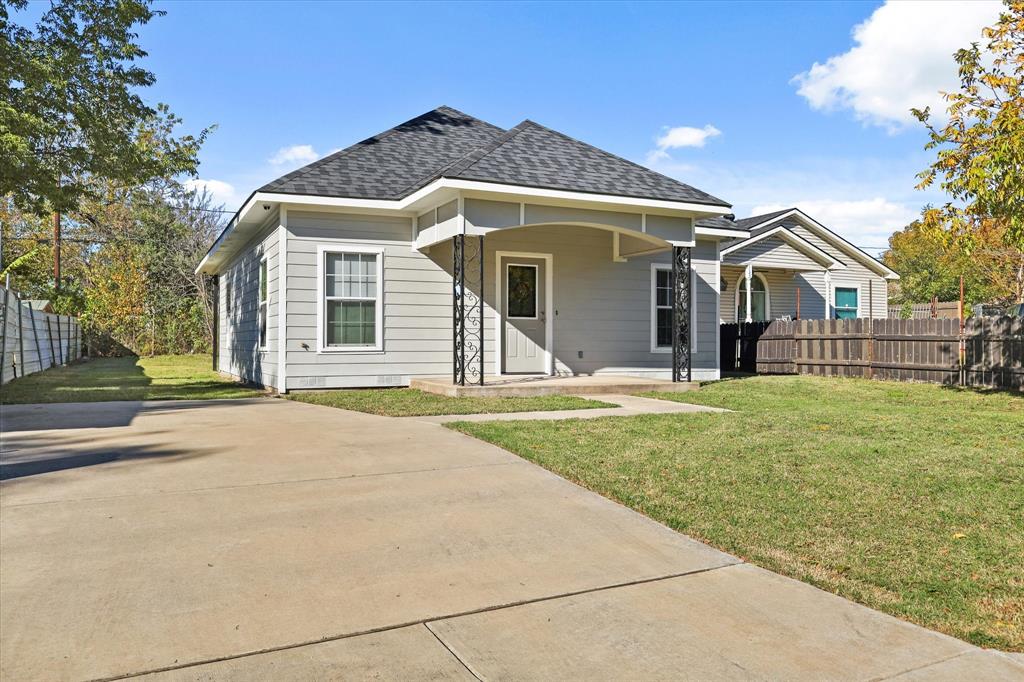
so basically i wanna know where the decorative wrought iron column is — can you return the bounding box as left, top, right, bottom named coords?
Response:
left=453, top=234, right=485, bottom=386
left=671, top=245, right=692, bottom=382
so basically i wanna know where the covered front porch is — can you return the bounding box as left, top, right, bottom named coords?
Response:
left=414, top=193, right=716, bottom=390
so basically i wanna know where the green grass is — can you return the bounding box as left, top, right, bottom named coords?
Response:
left=0, top=355, right=264, bottom=404
left=286, top=387, right=614, bottom=416
left=450, top=375, right=1024, bottom=651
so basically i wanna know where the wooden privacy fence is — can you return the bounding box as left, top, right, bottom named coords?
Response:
left=0, top=286, right=82, bottom=385
left=756, top=317, right=1023, bottom=389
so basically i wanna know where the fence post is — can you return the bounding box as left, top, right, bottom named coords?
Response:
left=0, top=288, right=8, bottom=382
left=867, top=311, right=874, bottom=381
left=46, top=316, right=56, bottom=369
left=29, top=307, right=43, bottom=371
left=16, top=291, right=24, bottom=379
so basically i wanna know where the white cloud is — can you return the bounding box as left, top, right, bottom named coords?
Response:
left=792, top=0, right=1001, bottom=130
left=656, top=124, right=722, bottom=150
left=269, top=144, right=319, bottom=167
left=184, top=178, right=238, bottom=208
left=750, top=198, right=918, bottom=247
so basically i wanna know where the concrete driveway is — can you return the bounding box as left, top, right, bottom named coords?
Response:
left=1, top=399, right=1020, bottom=681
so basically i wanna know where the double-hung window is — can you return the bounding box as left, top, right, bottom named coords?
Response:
left=652, top=266, right=674, bottom=351
left=320, top=247, right=383, bottom=351
left=258, top=258, right=268, bottom=349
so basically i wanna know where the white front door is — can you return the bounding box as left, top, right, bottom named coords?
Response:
left=501, top=257, right=547, bottom=373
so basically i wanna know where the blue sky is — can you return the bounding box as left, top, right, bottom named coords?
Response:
left=46, top=1, right=1009, bottom=252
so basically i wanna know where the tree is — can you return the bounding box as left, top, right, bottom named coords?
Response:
left=911, top=0, right=1024, bottom=302
left=0, top=0, right=208, bottom=216
left=883, top=218, right=1021, bottom=306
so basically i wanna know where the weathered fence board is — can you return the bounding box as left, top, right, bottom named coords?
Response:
left=1, top=286, right=83, bottom=385
left=756, top=316, right=1023, bottom=389
left=720, top=321, right=773, bottom=373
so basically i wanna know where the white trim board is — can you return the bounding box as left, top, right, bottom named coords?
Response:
left=720, top=225, right=842, bottom=268
left=200, top=180, right=729, bottom=274
left=494, top=251, right=554, bottom=377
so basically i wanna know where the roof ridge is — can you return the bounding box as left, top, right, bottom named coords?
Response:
left=511, top=120, right=730, bottom=208
left=439, top=120, right=532, bottom=178
left=261, top=106, right=503, bottom=193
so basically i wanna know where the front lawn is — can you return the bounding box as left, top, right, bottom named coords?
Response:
left=450, top=375, right=1024, bottom=651
left=286, top=388, right=614, bottom=416
left=0, top=355, right=264, bottom=404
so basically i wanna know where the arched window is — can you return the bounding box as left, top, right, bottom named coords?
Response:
left=735, top=273, right=770, bottom=321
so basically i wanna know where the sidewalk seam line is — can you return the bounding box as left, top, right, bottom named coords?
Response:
left=423, top=622, right=484, bottom=681
left=97, top=562, right=739, bottom=681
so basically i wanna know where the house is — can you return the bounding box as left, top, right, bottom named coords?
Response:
left=197, top=106, right=898, bottom=392
left=707, top=208, right=898, bottom=323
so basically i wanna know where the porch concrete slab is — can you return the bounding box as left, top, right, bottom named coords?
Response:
left=1, top=399, right=735, bottom=681
left=886, top=650, right=1024, bottom=680
left=411, top=374, right=699, bottom=397
left=137, top=625, right=475, bottom=681
left=427, top=563, right=975, bottom=682
left=412, top=393, right=728, bottom=423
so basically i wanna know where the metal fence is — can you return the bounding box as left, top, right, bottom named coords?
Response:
left=720, top=322, right=773, bottom=373
left=756, top=317, right=1023, bottom=389
left=887, top=301, right=962, bottom=319
left=1, top=286, right=83, bottom=385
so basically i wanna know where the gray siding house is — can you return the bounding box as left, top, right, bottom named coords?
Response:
left=198, top=107, right=898, bottom=392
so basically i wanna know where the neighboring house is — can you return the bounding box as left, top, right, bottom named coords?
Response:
left=705, top=208, right=899, bottom=324
left=198, top=106, right=898, bottom=392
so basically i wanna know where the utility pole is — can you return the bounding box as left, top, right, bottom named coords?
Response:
left=53, top=210, right=61, bottom=292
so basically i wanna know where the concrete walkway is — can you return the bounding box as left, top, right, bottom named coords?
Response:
left=411, top=393, right=728, bottom=423
left=1, top=399, right=1020, bottom=681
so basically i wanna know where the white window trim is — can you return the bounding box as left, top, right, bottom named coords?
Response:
left=258, top=254, right=269, bottom=351
left=315, top=244, right=385, bottom=353
left=650, top=262, right=697, bottom=355
left=832, top=283, right=862, bottom=319
left=505, top=263, right=539, bottom=320
left=734, top=272, right=771, bottom=322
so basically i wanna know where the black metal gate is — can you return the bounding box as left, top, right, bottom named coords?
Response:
left=720, top=321, right=771, bottom=373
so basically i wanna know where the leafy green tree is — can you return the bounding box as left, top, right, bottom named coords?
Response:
left=884, top=219, right=1014, bottom=306
left=0, top=0, right=208, bottom=215
left=912, top=0, right=1024, bottom=302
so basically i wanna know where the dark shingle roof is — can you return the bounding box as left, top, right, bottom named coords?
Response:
left=441, top=120, right=728, bottom=206
left=695, top=215, right=739, bottom=230
left=259, top=106, right=505, bottom=199
left=734, top=208, right=794, bottom=232
left=259, top=107, right=730, bottom=207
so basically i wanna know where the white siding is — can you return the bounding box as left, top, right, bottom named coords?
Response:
left=218, top=212, right=280, bottom=389
left=785, top=221, right=889, bottom=318
left=721, top=265, right=827, bottom=323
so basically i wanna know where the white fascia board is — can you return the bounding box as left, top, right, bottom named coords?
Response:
left=204, top=179, right=731, bottom=273
left=741, top=208, right=899, bottom=280
left=695, top=226, right=750, bottom=238
left=440, top=179, right=731, bottom=215
left=720, top=225, right=840, bottom=267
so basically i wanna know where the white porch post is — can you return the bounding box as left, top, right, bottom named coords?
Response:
left=824, top=270, right=832, bottom=319
left=744, top=264, right=753, bottom=323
